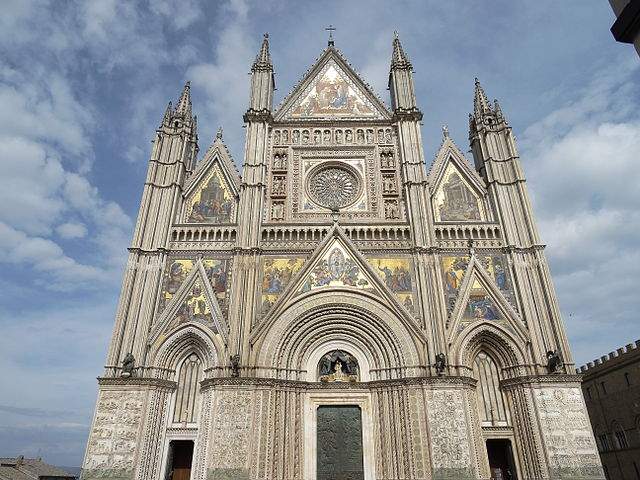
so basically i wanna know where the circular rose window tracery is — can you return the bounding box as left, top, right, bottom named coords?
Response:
left=308, top=165, right=361, bottom=209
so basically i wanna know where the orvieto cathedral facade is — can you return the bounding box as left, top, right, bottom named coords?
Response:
left=81, top=33, right=605, bottom=480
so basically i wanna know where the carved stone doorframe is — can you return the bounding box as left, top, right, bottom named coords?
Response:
left=159, top=427, right=199, bottom=480
left=304, top=390, right=376, bottom=480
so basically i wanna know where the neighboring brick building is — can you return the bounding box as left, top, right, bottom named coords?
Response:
left=578, top=341, right=640, bottom=479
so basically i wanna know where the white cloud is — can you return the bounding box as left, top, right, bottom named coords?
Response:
left=56, top=222, right=88, bottom=239
left=521, top=58, right=640, bottom=365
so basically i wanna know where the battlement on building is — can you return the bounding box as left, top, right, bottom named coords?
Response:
left=577, top=339, right=640, bottom=375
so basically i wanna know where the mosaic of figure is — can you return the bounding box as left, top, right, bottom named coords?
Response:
left=463, top=279, right=502, bottom=321
left=441, top=256, right=470, bottom=312
left=368, top=257, right=415, bottom=313
left=318, top=350, right=359, bottom=382
left=301, top=247, right=370, bottom=292
left=434, top=165, right=483, bottom=222
left=159, top=259, right=195, bottom=312
left=170, top=281, right=216, bottom=330
left=479, top=255, right=516, bottom=306
left=186, top=166, right=234, bottom=223
left=261, top=258, right=305, bottom=313
left=203, top=259, right=230, bottom=311
left=290, top=63, right=375, bottom=118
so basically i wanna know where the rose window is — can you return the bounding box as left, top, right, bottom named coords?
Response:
left=308, top=165, right=360, bottom=209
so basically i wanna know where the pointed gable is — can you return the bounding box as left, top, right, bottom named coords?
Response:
left=151, top=259, right=229, bottom=344
left=183, top=135, right=240, bottom=224
left=275, top=48, right=391, bottom=121
left=429, top=136, right=488, bottom=222
left=445, top=256, right=524, bottom=342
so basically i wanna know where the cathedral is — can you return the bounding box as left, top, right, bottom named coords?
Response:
left=81, top=33, right=605, bottom=480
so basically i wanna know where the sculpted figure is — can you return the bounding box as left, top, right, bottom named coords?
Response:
left=345, top=130, right=353, bottom=143
left=121, top=353, right=135, bottom=377
left=546, top=350, right=562, bottom=374
left=230, top=354, right=241, bottom=377
left=434, top=353, right=446, bottom=375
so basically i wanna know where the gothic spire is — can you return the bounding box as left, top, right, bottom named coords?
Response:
left=161, top=101, right=173, bottom=126
left=473, top=77, right=492, bottom=117
left=391, top=31, right=412, bottom=70
left=175, top=81, right=193, bottom=120
left=252, top=33, right=272, bottom=72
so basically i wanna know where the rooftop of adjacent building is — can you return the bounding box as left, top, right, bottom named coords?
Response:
left=577, top=339, right=640, bottom=377
left=0, top=457, right=76, bottom=480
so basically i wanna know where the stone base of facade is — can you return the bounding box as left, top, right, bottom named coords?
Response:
left=81, top=375, right=604, bottom=480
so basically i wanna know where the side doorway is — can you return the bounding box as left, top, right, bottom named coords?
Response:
left=165, top=440, right=195, bottom=480
left=486, top=439, right=517, bottom=480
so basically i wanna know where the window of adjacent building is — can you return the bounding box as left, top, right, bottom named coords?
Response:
left=625, top=372, right=631, bottom=387
left=599, top=433, right=610, bottom=451
left=613, top=422, right=628, bottom=449
left=600, top=381, right=607, bottom=395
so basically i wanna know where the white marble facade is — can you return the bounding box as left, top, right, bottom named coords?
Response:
left=81, top=34, right=604, bottom=480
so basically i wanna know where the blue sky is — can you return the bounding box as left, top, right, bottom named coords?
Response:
left=0, top=0, right=638, bottom=467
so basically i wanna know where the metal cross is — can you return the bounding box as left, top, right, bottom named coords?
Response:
left=326, top=25, right=336, bottom=46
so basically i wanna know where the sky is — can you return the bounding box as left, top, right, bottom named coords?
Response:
left=0, top=0, right=638, bottom=467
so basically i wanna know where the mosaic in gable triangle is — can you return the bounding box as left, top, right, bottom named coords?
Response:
left=288, top=60, right=378, bottom=119
left=367, top=257, right=416, bottom=314
left=300, top=243, right=371, bottom=293
left=441, top=254, right=516, bottom=314
left=434, top=164, right=485, bottom=222
left=261, top=257, right=306, bottom=314
left=168, top=280, right=217, bottom=333
left=186, top=164, right=234, bottom=223
left=159, top=258, right=232, bottom=317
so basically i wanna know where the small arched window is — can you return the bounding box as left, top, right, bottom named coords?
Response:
left=473, top=351, right=510, bottom=426
left=613, top=421, right=628, bottom=449
left=173, top=353, right=202, bottom=423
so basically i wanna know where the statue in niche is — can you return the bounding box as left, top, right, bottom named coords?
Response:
left=272, top=202, right=284, bottom=221
left=292, top=130, right=300, bottom=144
left=273, top=153, right=283, bottom=170
left=121, top=353, right=135, bottom=377
left=434, top=353, right=446, bottom=376
left=319, top=350, right=359, bottom=382
left=366, top=129, right=373, bottom=144
left=345, top=130, right=353, bottom=143
left=282, top=130, right=289, bottom=144
left=377, top=129, right=384, bottom=143
left=323, top=130, right=331, bottom=143
left=384, top=199, right=399, bottom=219
left=274, top=131, right=280, bottom=145
left=356, top=129, right=364, bottom=143
left=383, top=175, right=396, bottom=193
left=546, top=350, right=562, bottom=374
left=385, top=129, right=392, bottom=143
left=314, top=130, right=321, bottom=144
left=335, top=129, right=343, bottom=144
left=230, top=354, right=241, bottom=377
left=272, top=176, right=286, bottom=195
left=302, top=130, right=310, bottom=144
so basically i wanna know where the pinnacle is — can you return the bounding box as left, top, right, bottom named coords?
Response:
left=473, top=77, right=492, bottom=118
left=175, top=81, right=193, bottom=119
left=216, top=127, right=223, bottom=140
left=391, top=31, right=412, bottom=70
left=253, top=32, right=272, bottom=70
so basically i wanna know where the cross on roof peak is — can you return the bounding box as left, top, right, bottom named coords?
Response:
left=325, top=24, right=336, bottom=46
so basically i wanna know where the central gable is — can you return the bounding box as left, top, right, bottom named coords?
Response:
left=275, top=49, right=391, bottom=121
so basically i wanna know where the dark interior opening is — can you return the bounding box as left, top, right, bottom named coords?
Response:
left=166, top=440, right=194, bottom=480
left=486, top=439, right=517, bottom=480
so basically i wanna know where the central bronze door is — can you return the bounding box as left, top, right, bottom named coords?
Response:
left=317, top=405, right=364, bottom=480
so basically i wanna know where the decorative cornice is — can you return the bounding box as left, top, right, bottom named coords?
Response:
left=98, top=377, right=177, bottom=390
left=393, top=108, right=423, bottom=122
left=243, top=108, right=273, bottom=123
left=200, top=375, right=477, bottom=391
left=500, top=373, right=583, bottom=390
